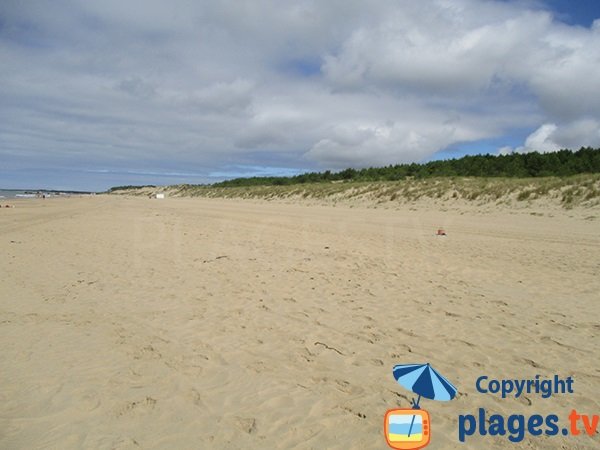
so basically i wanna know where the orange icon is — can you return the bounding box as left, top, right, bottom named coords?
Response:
left=384, top=408, right=431, bottom=450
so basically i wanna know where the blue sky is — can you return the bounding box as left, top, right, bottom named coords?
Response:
left=542, top=0, right=600, bottom=26
left=1, top=0, right=600, bottom=191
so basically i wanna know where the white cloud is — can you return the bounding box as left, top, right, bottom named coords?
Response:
left=503, top=119, right=600, bottom=153
left=321, top=3, right=554, bottom=95
left=522, top=123, right=560, bottom=153
left=1, top=0, right=600, bottom=188
left=306, top=120, right=461, bottom=168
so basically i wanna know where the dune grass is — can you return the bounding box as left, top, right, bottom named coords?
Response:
left=139, top=174, right=600, bottom=209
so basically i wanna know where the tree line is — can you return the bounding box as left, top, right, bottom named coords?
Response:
left=107, top=184, right=156, bottom=192
left=212, top=147, right=600, bottom=187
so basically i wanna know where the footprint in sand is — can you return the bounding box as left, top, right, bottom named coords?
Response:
left=520, top=357, right=545, bottom=369
left=189, top=388, right=206, bottom=408
left=133, top=344, right=162, bottom=360
left=116, top=396, right=157, bottom=417
left=77, top=393, right=101, bottom=412
left=342, top=406, right=367, bottom=419
left=106, top=437, right=141, bottom=449
left=518, top=395, right=533, bottom=406
left=389, top=345, right=413, bottom=357
left=233, top=417, right=257, bottom=434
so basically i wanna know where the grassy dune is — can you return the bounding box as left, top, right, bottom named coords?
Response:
left=109, top=174, right=600, bottom=210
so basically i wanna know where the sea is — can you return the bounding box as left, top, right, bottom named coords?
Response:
left=0, top=189, right=94, bottom=199
left=0, top=189, right=37, bottom=199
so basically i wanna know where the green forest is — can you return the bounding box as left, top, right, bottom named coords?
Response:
left=108, top=184, right=156, bottom=193
left=212, top=147, right=600, bottom=187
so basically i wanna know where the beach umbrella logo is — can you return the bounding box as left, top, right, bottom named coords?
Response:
left=384, top=363, right=457, bottom=449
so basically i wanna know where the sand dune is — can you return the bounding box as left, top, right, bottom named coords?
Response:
left=1, top=196, right=599, bottom=449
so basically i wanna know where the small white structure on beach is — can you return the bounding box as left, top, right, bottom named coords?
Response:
left=155, top=193, right=165, bottom=199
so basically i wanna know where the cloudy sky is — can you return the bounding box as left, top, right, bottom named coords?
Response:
left=1, top=0, right=600, bottom=190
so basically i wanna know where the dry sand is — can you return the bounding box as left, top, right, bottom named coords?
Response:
left=1, top=196, right=599, bottom=449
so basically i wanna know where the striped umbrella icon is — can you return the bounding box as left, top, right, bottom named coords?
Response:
left=392, top=363, right=457, bottom=436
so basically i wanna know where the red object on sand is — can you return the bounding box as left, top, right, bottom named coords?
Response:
left=436, top=228, right=446, bottom=236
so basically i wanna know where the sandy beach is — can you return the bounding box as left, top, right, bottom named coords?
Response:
left=1, top=196, right=599, bottom=449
